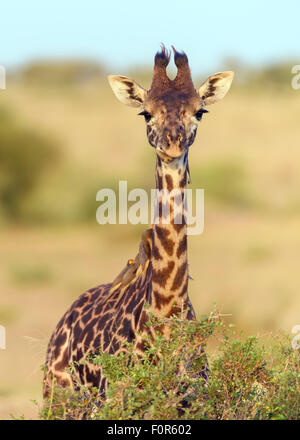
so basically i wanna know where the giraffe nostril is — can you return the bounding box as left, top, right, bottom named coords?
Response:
left=164, top=131, right=185, bottom=150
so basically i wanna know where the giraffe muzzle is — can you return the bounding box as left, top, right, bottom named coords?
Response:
left=161, top=131, right=187, bottom=158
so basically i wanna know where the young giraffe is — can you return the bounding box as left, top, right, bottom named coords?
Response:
left=43, top=46, right=234, bottom=398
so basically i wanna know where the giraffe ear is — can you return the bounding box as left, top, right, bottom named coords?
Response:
left=107, top=75, right=148, bottom=108
left=197, top=71, right=234, bottom=105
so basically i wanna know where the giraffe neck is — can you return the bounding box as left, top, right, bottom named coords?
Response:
left=150, top=152, right=189, bottom=318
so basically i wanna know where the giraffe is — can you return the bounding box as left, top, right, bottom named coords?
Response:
left=43, top=46, right=234, bottom=399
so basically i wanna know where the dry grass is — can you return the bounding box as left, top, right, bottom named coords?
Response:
left=0, top=80, right=299, bottom=419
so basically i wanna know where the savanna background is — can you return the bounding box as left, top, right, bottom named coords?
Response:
left=0, top=1, right=299, bottom=419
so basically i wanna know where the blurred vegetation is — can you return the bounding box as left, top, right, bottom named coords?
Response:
left=18, top=59, right=105, bottom=87
left=219, top=57, right=299, bottom=91
left=41, top=310, right=300, bottom=420
left=244, top=61, right=299, bottom=91
left=0, top=305, right=19, bottom=325
left=0, top=106, right=59, bottom=222
left=244, top=244, right=273, bottom=263
left=9, top=263, right=54, bottom=286
left=193, top=158, right=252, bottom=208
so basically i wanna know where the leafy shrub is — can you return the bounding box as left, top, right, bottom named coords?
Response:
left=40, top=309, right=300, bottom=420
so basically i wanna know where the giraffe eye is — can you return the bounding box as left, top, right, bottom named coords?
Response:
left=138, top=110, right=152, bottom=123
left=195, top=109, right=209, bottom=121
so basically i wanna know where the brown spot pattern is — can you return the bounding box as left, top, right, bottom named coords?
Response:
left=152, top=260, right=175, bottom=288
left=171, top=263, right=187, bottom=291
left=154, top=226, right=174, bottom=256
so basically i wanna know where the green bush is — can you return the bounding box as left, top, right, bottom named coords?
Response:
left=41, top=309, right=300, bottom=420
left=0, top=106, right=59, bottom=221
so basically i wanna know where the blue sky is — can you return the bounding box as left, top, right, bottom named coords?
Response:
left=0, top=0, right=299, bottom=74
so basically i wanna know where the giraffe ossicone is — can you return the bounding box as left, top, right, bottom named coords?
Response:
left=43, top=46, right=234, bottom=400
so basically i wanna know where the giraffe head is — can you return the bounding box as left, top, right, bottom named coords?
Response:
left=108, top=46, right=234, bottom=162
